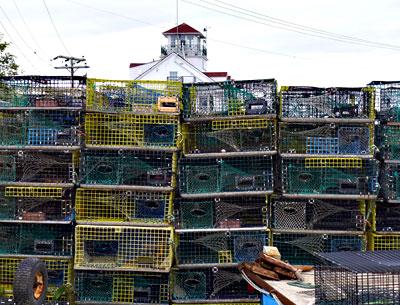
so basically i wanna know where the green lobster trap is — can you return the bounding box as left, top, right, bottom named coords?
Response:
left=183, top=79, right=277, bottom=119
left=179, top=155, right=273, bottom=196
left=175, top=196, right=268, bottom=229
left=75, top=270, right=170, bottom=304
left=380, top=162, right=400, bottom=201
left=0, top=75, right=85, bottom=108
left=280, top=86, right=375, bottom=120
left=86, top=78, right=182, bottom=113
left=75, top=188, right=173, bottom=225
left=281, top=157, right=378, bottom=197
left=377, top=125, right=400, bottom=159
left=74, top=225, right=174, bottom=271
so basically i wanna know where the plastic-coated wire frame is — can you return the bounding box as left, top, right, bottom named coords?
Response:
left=368, top=80, right=400, bottom=117
left=0, top=76, right=86, bottom=108
left=281, top=157, right=378, bottom=196
left=86, top=78, right=182, bottom=113
left=270, top=199, right=366, bottom=231
left=0, top=257, right=73, bottom=301
left=75, top=188, right=173, bottom=225
left=75, top=270, right=170, bottom=304
left=373, top=201, right=400, bottom=232
left=175, top=196, right=268, bottom=229
left=377, top=125, right=400, bottom=159
left=182, top=118, right=276, bottom=154
left=271, top=231, right=366, bottom=265
left=80, top=150, right=175, bottom=187
left=175, top=230, right=268, bottom=266
left=369, top=233, right=400, bottom=250
left=280, top=86, right=374, bottom=119
left=0, top=223, right=73, bottom=256
left=0, top=186, right=73, bottom=221
left=380, top=163, right=400, bottom=201
left=183, top=79, right=277, bottom=119
left=171, top=267, right=260, bottom=302
left=74, top=225, right=174, bottom=271
left=0, top=150, right=77, bottom=184
left=179, top=156, right=273, bottom=195
left=279, top=122, right=373, bottom=155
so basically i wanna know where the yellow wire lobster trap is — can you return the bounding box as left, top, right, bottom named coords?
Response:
left=305, top=157, right=362, bottom=168
left=5, top=186, right=64, bottom=198
left=74, top=225, right=174, bottom=272
left=368, top=233, right=400, bottom=250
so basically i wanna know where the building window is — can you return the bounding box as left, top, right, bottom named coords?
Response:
left=169, top=71, right=178, bottom=81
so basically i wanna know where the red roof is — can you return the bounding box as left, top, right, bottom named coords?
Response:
left=129, top=63, right=146, bottom=68
left=204, top=72, right=228, bottom=77
left=163, top=23, right=205, bottom=38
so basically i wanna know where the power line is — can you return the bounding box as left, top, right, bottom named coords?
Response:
left=42, top=0, right=71, bottom=55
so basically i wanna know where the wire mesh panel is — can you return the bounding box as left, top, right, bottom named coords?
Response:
left=0, top=186, right=73, bottom=221
left=0, top=151, right=76, bottom=184
left=75, top=270, right=170, bottom=304
left=183, top=119, right=276, bottom=154
left=377, top=125, right=400, bottom=159
left=369, top=233, right=400, bottom=250
left=183, top=79, right=277, bottom=119
left=375, top=202, right=400, bottom=232
left=279, top=122, right=372, bottom=155
left=270, top=199, right=365, bottom=231
left=280, top=86, right=374, bottom=119
left=380, top=163, right=400, bottom=200
left=80, top=150, right=175, bottom=187
left=75, top=188, right=173, bottom=224
left=368, top=81, right=400, bottom=118
left=0, top=76, right=85, bottom=108
left=179, top=156, right=273, bottom=195
left=0, top=257, right=72, bottom=300
left=75, top=225, right=173, bottom=271
left=175, top=196, right=267, bottom=229
left=175, top=230, right=268, bottom=266
left=272, top=231, right=366, bottom=265
left=281, top=157, right=378, bottom=196
left=86, top=78, right=182, bottom=113
left=172, top=267, right=260, bottom=302
left=85, top=112, right=180, bottom=148
left=0, top=223, right=73, bottom=256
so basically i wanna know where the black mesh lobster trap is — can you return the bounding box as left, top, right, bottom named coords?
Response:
left=315, top=250, right=400, bottom=305
left=175, top=196, right=268, bottom=229
left=374, top=201, right=400, bottom=232
left=270, top=198, right=366, bottom=231
left=0, top=76, right=86, bottom=108
left=380, top=162, right=400, bottom=201
left=171, top=267, right=260, bottom=302
left=183, top=79, right=277, bottom=119
left=368, top=80, right=400, bottom=120
left=280, top=86, right=374, bottom=120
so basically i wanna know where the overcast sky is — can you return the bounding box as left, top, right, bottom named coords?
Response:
left=0, top=0, right=399, bottom=86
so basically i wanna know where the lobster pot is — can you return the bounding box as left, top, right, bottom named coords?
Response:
left=281, top=157, right=378, bottom=196
left=0, top=151, right=77, bottom=184
left=75, top=188, right=173, bottom=225
left=368, top=81, right=400, bottom=118
left=0, top=75, right=85, bottom=108
left=0, top=257, right=73, bottom=300
left=272, top=231, right=366, bottom=265
left=175, top=230, right=268, bottom=266
left=380, top=162, right=400, bottom=200
left=280, top=86, right=374, bottom=119
left=86, top=78, right=182, bottom=113
left=377, top=125, right=400, bottom=159
left=75, top=270, right=170, bottom=304
left=172, top=267, right=259, bottom=302
left=369, top=233, right=400, bottom=251
left=0, top=186, right=73, bottom=221
left=374, top=202, right=400, bottom=232
left=279, top=122, right=372, bottom=155
left=74, top=225, right=173, bottom=271
left=182, top=118, right=276, bottom=154
left=85, top=112, right=180, bottom=148
left=0, top=223, right=73, bottom=256
left=315, top=251, right=400, bottom=305
left=81, top=150, right=175, bottom=187
left=183, top=79, right=277, bottom=119
left=175, top=196, right=267, bottom=229
left=179, top=155, right=273, bottom=195
left=270, top=198, right=365, bottom=231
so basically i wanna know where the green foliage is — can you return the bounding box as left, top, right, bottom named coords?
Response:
left=0, top=38, right=19, bottom=77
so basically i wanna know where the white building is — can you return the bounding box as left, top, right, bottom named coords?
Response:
left=129, top=23, right=230, bottom=83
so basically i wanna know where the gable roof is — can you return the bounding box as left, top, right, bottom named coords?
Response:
left=163, top=23, right=205, bottom=38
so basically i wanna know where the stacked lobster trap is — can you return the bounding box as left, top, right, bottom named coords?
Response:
left=0, top=75, right=85, bottom=299
left=172, top=79, right=277, bottom=305
left=368, top=81, right=400, bottom=251
left=74, top=78, right=181, bottom=304
left=274, top=85, right=378, bottom=264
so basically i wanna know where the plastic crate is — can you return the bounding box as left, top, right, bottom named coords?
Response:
left=86, top=78, right=182, bottom=113
left=74, top=225, right=174, bottom=271
left=0, top=75, right=85, bottom=108
left=75, top=188, right=173, bottom=224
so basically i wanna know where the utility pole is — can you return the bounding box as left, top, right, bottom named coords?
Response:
left=52, top=55, right=89, bottom=87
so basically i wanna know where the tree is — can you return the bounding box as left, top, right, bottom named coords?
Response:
left=0, top=38, right=19, bottom=76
